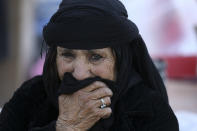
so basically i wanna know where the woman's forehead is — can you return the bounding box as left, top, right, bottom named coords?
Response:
left=57, top=46, right=111, bottom=53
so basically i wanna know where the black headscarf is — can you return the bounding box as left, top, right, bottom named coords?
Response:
left=42, top=0, right=169, bottom=130
left=43, top=0, right=139, bottom=49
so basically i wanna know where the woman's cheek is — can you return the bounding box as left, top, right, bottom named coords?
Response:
left=56, top=58, right=73, bottom=80
left=91, top=62, right=115, bottom=81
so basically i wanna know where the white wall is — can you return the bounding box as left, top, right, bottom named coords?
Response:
left=120, top=0, right=197, bottom=56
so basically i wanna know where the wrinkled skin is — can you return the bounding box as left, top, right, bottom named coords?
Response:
left=56, top=47, right=116, bottom=131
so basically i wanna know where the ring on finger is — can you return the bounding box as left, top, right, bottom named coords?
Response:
left=100, top=98, right=107, bottom=109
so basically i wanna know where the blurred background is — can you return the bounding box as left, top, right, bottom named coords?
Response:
left=0, top=0, right=197, bottom=130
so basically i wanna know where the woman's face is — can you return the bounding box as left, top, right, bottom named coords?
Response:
left=56, top=46, right=116, bottom=81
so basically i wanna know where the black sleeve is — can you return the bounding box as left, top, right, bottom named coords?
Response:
left=28, top=121, right=56, bottom=131
left=0, top=76, right=57, bottom=131
left=0, top=85, right=33, bottom=131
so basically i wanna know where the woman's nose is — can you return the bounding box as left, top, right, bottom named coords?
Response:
left=72, top=60, right=92, bottom=80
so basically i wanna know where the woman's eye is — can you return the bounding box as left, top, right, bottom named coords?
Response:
left=90, top=54, right=103, bottom=61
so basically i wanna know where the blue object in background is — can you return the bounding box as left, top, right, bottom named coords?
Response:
left=35, top=0, right=61, bottom=36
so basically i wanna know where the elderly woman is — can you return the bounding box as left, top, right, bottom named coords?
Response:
left=0, top=0, right=179, bottom=131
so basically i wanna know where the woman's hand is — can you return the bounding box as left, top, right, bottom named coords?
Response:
left=56, top=81, right=113, bottom=131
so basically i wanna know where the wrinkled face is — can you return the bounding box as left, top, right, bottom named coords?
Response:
left=56, top=46, right=116, bottom=81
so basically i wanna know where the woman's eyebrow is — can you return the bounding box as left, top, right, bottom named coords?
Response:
left=61, top=48, right=74, bottom=53
left=57, top=48, right=75, bottom=55
left=87, top=50, right=103, bottom=54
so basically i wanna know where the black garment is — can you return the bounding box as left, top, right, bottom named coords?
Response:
left=0, top=75, right=179, bottom=131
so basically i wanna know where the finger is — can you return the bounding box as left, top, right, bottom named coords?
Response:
left=98, top=107, right=112, bottom=119
left=82, top=81, right=108, bottom=92
left=58, top=94, right=67, bottom=103
left=89, top=87, right=113, bottom=100
left=95, top=97, right=111, bottom=108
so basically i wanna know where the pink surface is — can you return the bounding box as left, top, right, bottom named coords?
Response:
left=30, top=57, right=45, bottom=77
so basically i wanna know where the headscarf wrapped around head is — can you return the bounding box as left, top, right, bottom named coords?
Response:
left=43, top=0, right=139, bottom=49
